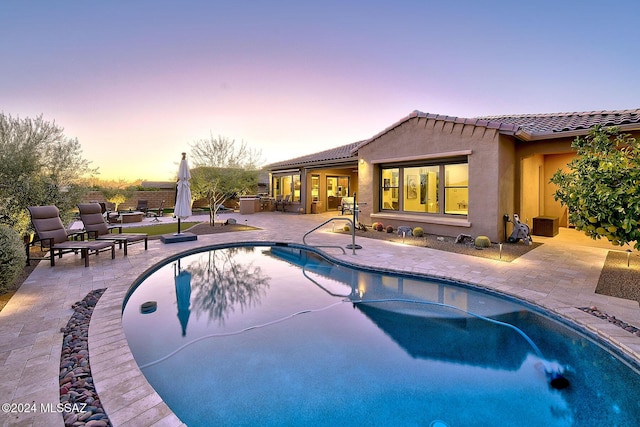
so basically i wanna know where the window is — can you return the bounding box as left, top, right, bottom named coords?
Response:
left=311, top=175, right=320, bottom=201
left=272, top=173, right=301, bottom=202
left=380, top=161, right=467, bottom=215
left=404, top=166, right=439, bottom=213
left=444, top=164, right=468, bottom=214
left=381, top=168, right=399, bottom=210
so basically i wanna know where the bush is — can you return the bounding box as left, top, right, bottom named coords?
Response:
left=343, top=224, right=351, bottom=232
left=475, top=235, right=491, bottom=248
left=0, top=225, right=27, bottom=293
left=375, top=223, right=384, bottom=231
left=386, top=225, right=394, bottom=233
left=413, top=227, right=424, bottom=238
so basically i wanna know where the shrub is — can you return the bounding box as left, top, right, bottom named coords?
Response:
left=0, top=225, right=27, bottom=293
left=413, top=227, right=424, bottom=238
left=375, top=223, right=384, bottom=231
left=386, top=225, right=394, bottom=233
left=475, top=235, right=491, bottom=248
left=343, top=224, right=351, bottom=232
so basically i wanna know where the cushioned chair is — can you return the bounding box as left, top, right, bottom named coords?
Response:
left=341, top=197, right=357, bottom=215
left=136, top=200, right=148, bottom=214
left=275, top=195, right=291, bottom=212
left=27, top=205, right=115, bottom=267
left=77, top=203, right=148, bottom=256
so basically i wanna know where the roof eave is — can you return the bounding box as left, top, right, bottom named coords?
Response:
left=268, top=157, right=358, bottom=172
left=512, top=123, right=640, bottom=142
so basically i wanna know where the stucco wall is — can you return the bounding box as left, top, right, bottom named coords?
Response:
left=543, top=153, right=575, bottom=226
left=357, top=116, right=511, bottom=241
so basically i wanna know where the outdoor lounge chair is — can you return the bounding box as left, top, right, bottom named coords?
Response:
left=27, top=205, right=115, bottom=267
left=77, top=203, right=148, bottom=256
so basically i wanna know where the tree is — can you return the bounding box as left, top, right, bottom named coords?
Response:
left=0, top=114, right=96, bottom=236
left=189, top=135, right=263, bottom=225
left=550, top=126, right=640, bottom=250
left=97, top=180, right=136, bottom=211
left=190, top=134, right=263, bottom=169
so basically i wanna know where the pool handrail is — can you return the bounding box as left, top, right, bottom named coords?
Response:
left=302, top=217, right=355, bottom=255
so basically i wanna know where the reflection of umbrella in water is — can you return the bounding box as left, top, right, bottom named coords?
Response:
left=174, top=152, right=192, bottom=235
left=175, top=260, right=192, bottom=336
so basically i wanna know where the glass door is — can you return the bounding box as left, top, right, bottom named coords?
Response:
left=326, top=176, right=349, bottom=210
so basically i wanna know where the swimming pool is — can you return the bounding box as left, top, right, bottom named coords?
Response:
left=123, top=244, right=640, bottom=426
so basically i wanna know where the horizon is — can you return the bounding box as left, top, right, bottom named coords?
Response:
left=3, top=0, right=639, bottom=181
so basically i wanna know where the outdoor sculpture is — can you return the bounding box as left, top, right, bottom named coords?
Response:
left=507, top=214, right=532, bottom=245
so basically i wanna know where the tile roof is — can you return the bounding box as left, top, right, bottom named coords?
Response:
left=478, top=109, right=640, bottom=140
left=266, top=141, right=361, bottom=170
left=353, top=108, right=640, bottom=152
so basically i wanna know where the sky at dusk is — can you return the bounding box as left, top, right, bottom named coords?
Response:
left=2, top=0, right=639, bottom=181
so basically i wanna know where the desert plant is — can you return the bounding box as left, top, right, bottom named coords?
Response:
left=386, top=225, right=394, bottom=233
left=475, top=235, right=491, bottom=248
left=375, top=223, right=384, bottom=231
left=343, top=224, right=351, bottom=232
left=0, top=225, right=27, bottom=293
left=413, top=227, right=424, bottom=238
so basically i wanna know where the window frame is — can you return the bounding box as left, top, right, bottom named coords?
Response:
left=272, top=173, right=301, bottom=202
left=379, top=157, right=468, bottom=216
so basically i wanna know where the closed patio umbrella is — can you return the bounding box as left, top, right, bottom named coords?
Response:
left=174, top=152, right=192, bottom=234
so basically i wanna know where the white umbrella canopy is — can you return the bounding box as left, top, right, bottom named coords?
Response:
left=174, top=152, right=192, bottom=234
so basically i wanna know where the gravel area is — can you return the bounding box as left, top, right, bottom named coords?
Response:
left=341, top=228, right=541, bottom=262
left=596, top=250, right=640, bottom=304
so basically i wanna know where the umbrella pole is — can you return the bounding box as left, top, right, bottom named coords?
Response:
left=177, top=218, right=181, bottom=234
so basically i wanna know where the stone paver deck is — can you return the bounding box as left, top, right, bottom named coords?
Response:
left=1, top=211, right=639, bottom=426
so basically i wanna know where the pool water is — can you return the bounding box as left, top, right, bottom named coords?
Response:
left=123, top=245, right=640, bottom=426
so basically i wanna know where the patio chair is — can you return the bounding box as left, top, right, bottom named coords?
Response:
left=275, top=195, right=291, bottom=212
left=77, top=203, right=148, bottom=256
left=136, top=200, right=148, bottom=214
left=148, top=200, right=165, bottom=222
left=341, top=197, right=357, bottom=215
left=27, top=205, right=115, bottom=267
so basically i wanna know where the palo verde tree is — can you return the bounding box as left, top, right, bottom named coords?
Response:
left=550, top=125, right=640, bottom=250
left=0, top=113, right=96, bottom=236
left=189, top=134, right=263, bottom=225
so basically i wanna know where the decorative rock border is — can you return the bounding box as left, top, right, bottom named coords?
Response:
left=579, top=306, right=640, bottom=337
left=59, top=289, right=112, bottom=427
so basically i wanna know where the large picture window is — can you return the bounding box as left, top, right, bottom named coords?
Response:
left=381, top=161, right=467, bottom=215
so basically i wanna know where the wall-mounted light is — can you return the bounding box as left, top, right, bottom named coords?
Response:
left=359, top=159, right=365, bottom=165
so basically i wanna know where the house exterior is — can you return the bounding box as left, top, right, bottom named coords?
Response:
left=267, top=109, right=640, bottom=241
left=267, top=142, right=360, bottom=214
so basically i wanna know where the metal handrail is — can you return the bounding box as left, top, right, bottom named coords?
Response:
left=302, top=217, right=354, bottom=255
